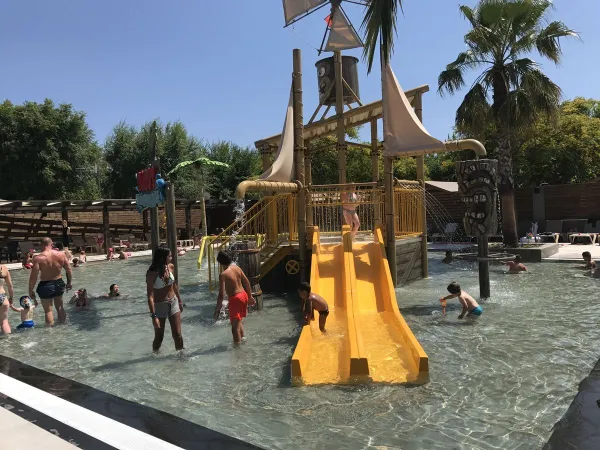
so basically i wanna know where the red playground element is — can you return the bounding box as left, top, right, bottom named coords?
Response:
left=136, top=167, right=158, bottom=192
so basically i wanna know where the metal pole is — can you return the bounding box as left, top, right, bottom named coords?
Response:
left=478, top=237, right=490, bottom=298
left=334, top=50, right=346, bottom=185
left=166, top=182, right=179, bottom=281
left=198, top=168, right=208, bottom=236
left=148, top=121, right=160, bottom=256
left=293, top=48, right=307, bottom=281
left=413, top=92, right=429, bottom=278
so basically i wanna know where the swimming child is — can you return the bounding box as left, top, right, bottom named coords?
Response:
left=440, top=281, right=483, bottom=319
left=503, top=255, right=528, bottom=273
left=107, top=284, right=120, bottom=297
left=214, top=250, right=256, bottom=344
left=9, top=296, right=36, bottom=329
left=118, top=250, right=129, bottom=260
left=71, top=289, right=89, bottom=309
left=442, top=251, right=453, bottom=264
left=582, top=251, right=597, bottom=270
left=79, top=249, right=87, bottom=264
left=298, top=281, right=329, bottom=332
left=72, top=257, right=80, bottom=267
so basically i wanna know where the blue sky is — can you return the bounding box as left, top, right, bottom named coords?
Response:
left=1, top=0, right=598, bottom=147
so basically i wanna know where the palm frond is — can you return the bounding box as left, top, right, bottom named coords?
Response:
left=168, top=156, right=229, bottom=176
left=437, top=51, right=480, bottom=96
left=499, top=69, right=561, bottom=127
left=536, top=21, right=579, bottom=64
left=361, top=0, right=403, bottom=72
left=459, top=5, right=478, bottom=28
left=504, top=57, right=538, bottom=88
left=456, top=83, right=492, bottom=134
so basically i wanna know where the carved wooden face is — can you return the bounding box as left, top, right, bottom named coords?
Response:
left=456, top=159, right=499, bottom=236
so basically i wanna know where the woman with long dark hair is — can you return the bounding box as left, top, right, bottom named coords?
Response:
left=146, top=246, right=184, bottom=352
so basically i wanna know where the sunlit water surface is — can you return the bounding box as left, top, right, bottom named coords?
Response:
left=1, top=254, right=598, bottom=449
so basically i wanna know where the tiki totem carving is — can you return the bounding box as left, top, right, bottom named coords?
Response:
left=456, top=159, right=499, bottom=236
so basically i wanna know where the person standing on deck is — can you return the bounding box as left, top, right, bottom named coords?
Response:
left=29, top=237, right=72, bottom=326
left=341, top=189, right=360, bottom=239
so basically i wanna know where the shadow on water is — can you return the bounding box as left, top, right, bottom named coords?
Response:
left=92, top=345, right=230, bottom=372
left=68, top=306, right=101, bottom=331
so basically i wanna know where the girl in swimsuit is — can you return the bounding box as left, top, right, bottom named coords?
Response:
left=0, top=264, right=15, bottom=334
left=146, top=246, right=184, bottom=352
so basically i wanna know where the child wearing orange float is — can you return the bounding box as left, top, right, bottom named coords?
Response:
left=213, top=250, right=256, bottom=344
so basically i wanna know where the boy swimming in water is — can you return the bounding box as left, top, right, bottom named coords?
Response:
left=9, top=296, right=36, bottom=329
left=214, top=250, right=256, bottom=344
left=582, top=251, right=597, bottom=270
left=440, top=282, right=482, bottom=319
left=298, top=281, right=329, bottom=332
left=503, top=255, right=528, bottom=273
left=442, top=251, right=453, bottom=264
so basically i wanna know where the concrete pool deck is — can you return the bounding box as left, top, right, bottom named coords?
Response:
left=544, top=243, right=600, bottom=262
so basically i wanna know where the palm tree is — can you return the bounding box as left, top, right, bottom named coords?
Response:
left=438, top=0, right=578, bottom=246
left=168, top=156, right=229, bottom=237
left=361, top=0, right=404, bottom=71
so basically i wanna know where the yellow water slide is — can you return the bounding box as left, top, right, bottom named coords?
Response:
left=291, top=226, right=428, bottom=385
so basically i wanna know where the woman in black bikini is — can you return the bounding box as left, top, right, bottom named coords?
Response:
left=145, top=247, right=184, bottom=352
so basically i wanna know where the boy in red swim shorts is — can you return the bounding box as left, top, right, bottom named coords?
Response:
left=214, top=250, right=256, bottom=344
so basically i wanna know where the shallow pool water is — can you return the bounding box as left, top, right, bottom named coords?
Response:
left=1, top=254, right=598, bottom=449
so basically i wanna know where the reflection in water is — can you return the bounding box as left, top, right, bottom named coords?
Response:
left=1, top=256, right=598, bottom=449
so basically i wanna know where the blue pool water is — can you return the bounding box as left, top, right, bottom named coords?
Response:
left=1, top=254, right=598, bottom=449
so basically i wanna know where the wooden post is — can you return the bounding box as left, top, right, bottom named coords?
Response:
left=102, top=203, right=110, bottom=256
left=166, top=182, right=179, bottom=281
left=371, top=119, right=380, bottom=228
left=305, top=141, right=313, bottom=228
left=334, top=51, right=346, bottom=185
left=185, top=204, right=192, bottom=240
left=261, top=143, right=271, bottom=172
left=148, top=121, right=160, bottom=256
left=293, top=48, right=307, bottom=281
left=384, top=156, right=397, bottom=285
left=142, top=209, right=149, bottom=240
left=413, top=92, right=429, bottom=278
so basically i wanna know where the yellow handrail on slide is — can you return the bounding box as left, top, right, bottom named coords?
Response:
left=291, top=225, right=428, bottom=385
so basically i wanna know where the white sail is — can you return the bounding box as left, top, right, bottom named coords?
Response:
left=382, top=64, right=444, bottom=157
left=283, top=0, right=328, bottom=25
left=324, top=8, right=363, bottom=52
left=260, top=89, right=295, bottom=182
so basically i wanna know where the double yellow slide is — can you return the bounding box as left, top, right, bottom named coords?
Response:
left=291, top=226, right=429, bottom=385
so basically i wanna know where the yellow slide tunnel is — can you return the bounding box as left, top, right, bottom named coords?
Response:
left=291, top=226, right=428, bottom=385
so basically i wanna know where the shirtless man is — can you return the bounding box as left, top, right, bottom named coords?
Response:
left=298, top=281, right=329, bottom=332
left=29, top=237, right=72, bottom=326
left=440, top=281, right=483, bottom=319
left=214, top=250, right=256, bottom=344
left=503, top=255, right=528, bottom=273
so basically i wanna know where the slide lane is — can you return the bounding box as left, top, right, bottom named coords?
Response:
left=352, top=228, right=428, bottom=384
left=291, top=226, right=428, bottom=385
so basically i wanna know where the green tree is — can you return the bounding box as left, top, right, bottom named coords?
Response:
left=168, top=156, right=229, bottom=236
left=104, top=120, right=201, bottom=199
left=438, top=0, right=577, bottom=246
left=0, top=99, right=101, bottom=200
left=205, top=141, right=261, bottom=201
left=514, top=98, right=600, bottom=185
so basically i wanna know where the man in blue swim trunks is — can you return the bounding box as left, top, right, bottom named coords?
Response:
left=28, top=237, right=72, bottom=326
left=440, top=281, right=483, bottom=319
